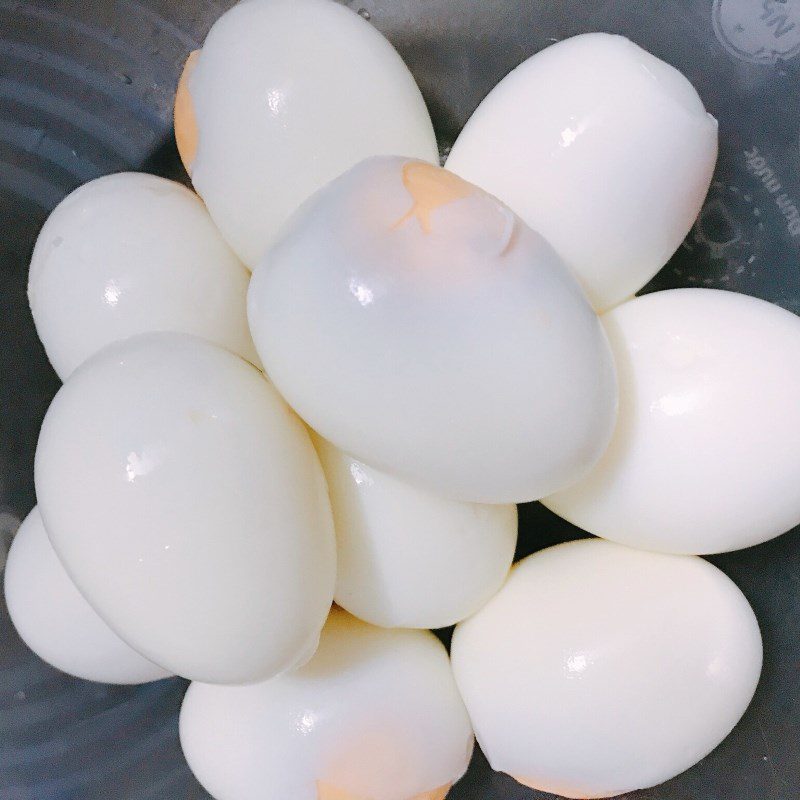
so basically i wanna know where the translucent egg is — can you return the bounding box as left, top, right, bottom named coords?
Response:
left=544, top=289, right=800, bottom=554
left=180, top=608, right=474, bottom=800
left=451, top=539, right=762, bottom=799
left=446, top=33, right=718, bottom=311
left=175, top=0, right=438, bottom=267
left=4, top=507, right=171, bottom=684
left=249, top=157, right=618, bottom=504
left=314, top=436, right=517, bottom=629
left=34, top=333, right=336, bottom=684
left=28, top=173, right=257, bottom=380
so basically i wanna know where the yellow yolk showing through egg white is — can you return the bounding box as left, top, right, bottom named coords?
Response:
left=450, top=539, right=762, bottom=799
left=316, top=781, right=451, bottom=800
left=179, top=608, right=474, bottom=800
left=175, top=0, right=439, bottom=267
left=248, top=156, right=618, bottom=504
left=393, top=162, right=475, bottom=234
left=175, top=50, right=201, bottom=174
left=510, top=776, right=612, bottom=800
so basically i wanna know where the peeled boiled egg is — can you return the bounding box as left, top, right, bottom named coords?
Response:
left=175, top=0, right=438, bottom=268
left=34, top=332, right=335, bottom=684
left=4, top=507, right=171, bottom=684
left=313, top=435, right=517, bottom=629
left=180, top=607, right=474, bottom=800
left=446, top=33, right=718, bottom=311
left=451, top=539, right=762, bottom=799
left=249, top=157, right=617, bottom=504
left=544, top=288, right=800, bottom=554
left=28, top=172, right=257, bottom=380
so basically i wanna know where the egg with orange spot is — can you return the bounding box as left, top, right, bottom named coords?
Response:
left=180, top=608, right=474, bottom=800
left=175, top=0, right=438, bottom=268
left=174, top=49, right=199, bottom=174
left=248, top=156, right=618, bottom=504
left=450, top=539, right=762, bottom=798
left=393, top=162, right=476, bottom=234
left=316, top=784, right=451, bottom=800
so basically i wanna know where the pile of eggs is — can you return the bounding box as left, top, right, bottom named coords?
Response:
left=6, top=1, right=800, bottom=798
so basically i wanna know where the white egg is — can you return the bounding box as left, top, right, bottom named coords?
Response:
left=249, top=157, right=617, bottom=504
left=446, top=33, right=718, bottom=312
left=4, top=507, right=171, bottom=684
left=451, top=539, right=762, bottom=799
left=34, top=333, right=336, bottom=685
left=28, top=172, right=257, bottom=380
left=180, top=607, right=474, bottom=800
left=175, top=0, right=438, bottom=268
left=313, top=436, right=517, bottom=629
left=544, top=288, right=800, bottom=554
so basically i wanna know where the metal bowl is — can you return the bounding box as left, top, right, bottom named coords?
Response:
left=0, top=1, right=798, bottom=798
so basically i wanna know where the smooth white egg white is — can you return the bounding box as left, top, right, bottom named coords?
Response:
left=451, top=539, right=762, bottom=799
left=446, top=32, right=718, bottom=312
left=180, top=608, right=474, bottom=800
left=28, top=172, right=257, bottom=380
left=314, top=435, right=517, bottom=629
left=249, top=157, right=617, bottom=504
left=544, top=288, right=800, bottom=554
left=34, top=333, right=335, bottom=685
left=4, top=507, right=171, bottom=684
left=181, top=0, right=438, bottom=268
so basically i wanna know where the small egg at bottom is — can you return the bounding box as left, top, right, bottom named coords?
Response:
left=544, top=288, right=800, bottom=554
left=314, top=435, right=517, bottom=629
left=4, top=507, right=171, bottom=684
left=28, top=172, right=258, bottom=381
left=180, top=608, right=474, bottom=800
left=450, top=539, right=762, bottom=799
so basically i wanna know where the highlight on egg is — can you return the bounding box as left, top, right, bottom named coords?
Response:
left=249, top=156, right=618, bottom=504
left=313, top=435, right=517, bottom=629
left=544, top=288, right=800, bottom=554
left=451, top=539, right=762, bottom=799
left=28, top=172, right=257, bottom=380
left=446, top=32, right=718, bottom=312
left=175, top=0, right=438, bottom=267
left=179, top=607, right=475, bottom=800
left=4, top=507, right=171, bottom=684
left=34, top=332, right=336, bottom=685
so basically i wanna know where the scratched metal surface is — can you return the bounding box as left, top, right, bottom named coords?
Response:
left=0, top=1, right=798, bottom=798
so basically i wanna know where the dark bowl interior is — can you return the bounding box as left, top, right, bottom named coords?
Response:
left=1, top=1, right=799, bottom=798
